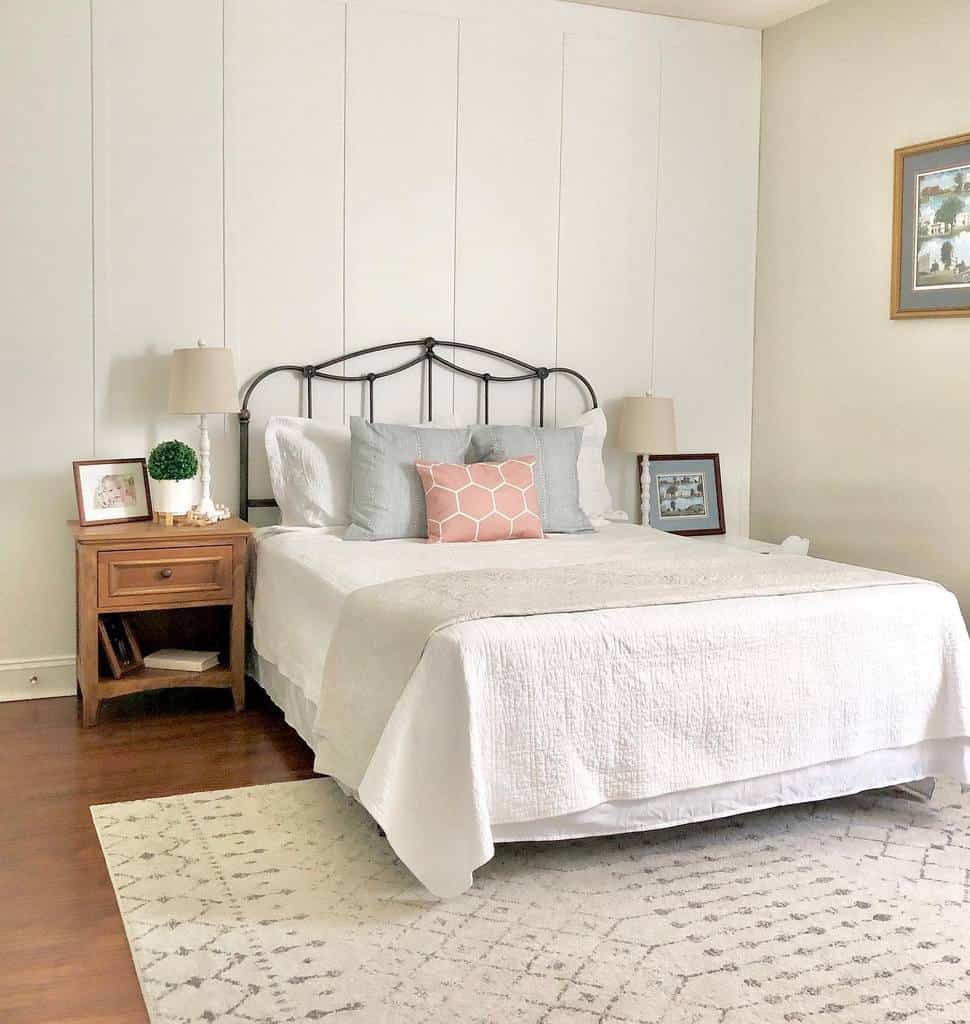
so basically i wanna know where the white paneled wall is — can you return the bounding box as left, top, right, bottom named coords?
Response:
left=344, top=5, right=458, bottom=424
left=453, top=18, right=563, bottom=426
left=653, top=32, right=761, bottom=540
left=557, top=28, right=660, bottom=515
left=0, top=0, right=93, bottom=698
left=225, top=0, right=346, bottom=504
left=0, top=0, right=761, bottom=697
left=92, top=0, right=225, bottom=479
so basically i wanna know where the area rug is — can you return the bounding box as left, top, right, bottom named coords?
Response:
left=92, top=777, right=970, bottom=1024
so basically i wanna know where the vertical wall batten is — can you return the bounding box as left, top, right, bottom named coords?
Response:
left=341, top=2, right=349, bottom=423
left=450, top=19, right=462, bottom=417
left=648, top=46, right=664, bottom=397
left=89, top=0, right=97, bottom=455
left=552, top=30, right=566, bottom=424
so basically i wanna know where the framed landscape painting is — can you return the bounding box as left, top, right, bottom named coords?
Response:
left=647, top=453, right=724, bottom=537
left=892, top=131, right=970, bottom=318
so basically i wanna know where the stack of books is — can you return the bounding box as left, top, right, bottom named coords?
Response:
left=143, top=649, right=220, bottom=672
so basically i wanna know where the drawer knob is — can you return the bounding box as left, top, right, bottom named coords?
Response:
left=159, top=568, right=173, bottom=579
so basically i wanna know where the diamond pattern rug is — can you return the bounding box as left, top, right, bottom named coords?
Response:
left=92, top=777, right=970, bottom=1024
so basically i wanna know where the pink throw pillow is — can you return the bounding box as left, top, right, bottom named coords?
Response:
left=415, top=456, right=544, bottom=543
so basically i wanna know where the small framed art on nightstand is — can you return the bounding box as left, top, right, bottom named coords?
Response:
left=73, top=458, right=153, bottom=526
left=646, top=453, right=725, bottom=536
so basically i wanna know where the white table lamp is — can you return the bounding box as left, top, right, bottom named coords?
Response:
left=617, top=394, right=676, bottom=527
left=168, top=340, right=239, bottom=519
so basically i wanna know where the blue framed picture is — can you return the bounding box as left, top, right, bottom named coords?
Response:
left=647, top=453, right=724, bottom=536
left=892, top=131, right=970, bottom=319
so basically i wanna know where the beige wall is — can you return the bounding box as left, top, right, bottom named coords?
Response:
left=752, top=0, right=970, bottom=612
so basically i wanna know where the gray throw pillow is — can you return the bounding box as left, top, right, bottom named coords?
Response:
left=468, top=425, right=592, bottom=534
left=344, top=418, right=473, bottom=541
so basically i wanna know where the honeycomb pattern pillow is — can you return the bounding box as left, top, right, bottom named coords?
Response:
left=415, top=457, right=544, bottom=543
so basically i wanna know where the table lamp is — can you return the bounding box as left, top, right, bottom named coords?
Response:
left=168, top=339, right=239, bottom=520
left=617, top=394, right=676, bottom=526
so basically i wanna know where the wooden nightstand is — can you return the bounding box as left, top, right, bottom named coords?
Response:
left=69, top=517, right=252, bottom=726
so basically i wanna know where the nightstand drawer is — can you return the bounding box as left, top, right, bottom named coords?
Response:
left=98, top=545, right=234, bottom=607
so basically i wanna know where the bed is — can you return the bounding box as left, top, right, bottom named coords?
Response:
left=241, top=338, right=970, bottom=897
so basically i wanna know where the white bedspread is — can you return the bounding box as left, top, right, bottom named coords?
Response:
left=253, top=525, right=970, bottom=897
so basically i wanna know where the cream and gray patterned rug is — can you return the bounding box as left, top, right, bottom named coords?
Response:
left=92, top=777, right=970, bottom=1024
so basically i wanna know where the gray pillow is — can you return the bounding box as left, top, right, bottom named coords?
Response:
left=344, top=418, right=472, bottom=541
left=468, top=425, right=592, bottom=534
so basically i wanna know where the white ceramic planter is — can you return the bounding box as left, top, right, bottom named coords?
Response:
left=151, top=477, right=196, bottom=517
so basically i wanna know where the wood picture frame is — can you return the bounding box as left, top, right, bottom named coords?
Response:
left=644, top=453, right=725, bottom=536
left=891, top=130, right=970, bottom=319
left=73, top=458, right=153, bottom=527
left=98, top=614, right=144, bottom=679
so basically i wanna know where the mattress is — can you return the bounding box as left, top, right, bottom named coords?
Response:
left=252, top=523, right=970, bottom=895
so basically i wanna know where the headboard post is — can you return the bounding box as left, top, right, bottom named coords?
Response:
left=238, top=408, right=251, bottom=521
left=303, top=365, right=315, bottom=418
left=537, top=367, right=549, bottom=427
left=424, top=337, right=435, bottom=422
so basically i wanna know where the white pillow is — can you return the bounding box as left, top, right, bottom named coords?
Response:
left=570, top=408, right=617, bottom=520
left=264, top=413, right=467, bottom=528
left=265, top=417, right=352, bottom=528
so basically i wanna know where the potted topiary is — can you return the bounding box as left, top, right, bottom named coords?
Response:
left=148, top=440, right=199, bottom=517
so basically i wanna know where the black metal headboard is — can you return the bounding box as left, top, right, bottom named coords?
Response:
left=238, top=336, right=598, bottom=520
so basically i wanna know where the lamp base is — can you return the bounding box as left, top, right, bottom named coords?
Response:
left=190, top=413, right=231, bottom=523
left=636, top=454, right=652, bottom=527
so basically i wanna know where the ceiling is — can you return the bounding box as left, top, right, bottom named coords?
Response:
left=565, top=0, right=832, bottom=30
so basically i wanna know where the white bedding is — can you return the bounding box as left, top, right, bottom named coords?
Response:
left=252, top=524, right=970, bottom=897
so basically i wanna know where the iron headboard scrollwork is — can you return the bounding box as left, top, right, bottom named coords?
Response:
left=238, top=336, right=598, bottom=520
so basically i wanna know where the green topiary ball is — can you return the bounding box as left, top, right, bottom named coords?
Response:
left=148, top=440, right=199, bottom=481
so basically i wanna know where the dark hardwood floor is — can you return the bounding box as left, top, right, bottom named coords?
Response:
left=0, top=684, right=316, bottom=1024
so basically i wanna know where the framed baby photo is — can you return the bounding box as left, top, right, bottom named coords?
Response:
left=648, top=453, right=725, bottom=536
left=892, top=130, right=970, bottom=318
left=73, top=458, right=153, bottom=526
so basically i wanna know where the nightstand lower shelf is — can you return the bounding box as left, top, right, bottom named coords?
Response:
left=96, top=664, right=235, bottom=700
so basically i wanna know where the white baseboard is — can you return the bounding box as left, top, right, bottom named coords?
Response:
left=0, top=655, right=77, bottom=702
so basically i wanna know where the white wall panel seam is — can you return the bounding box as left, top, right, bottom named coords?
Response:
left=649, top=44, right=664, bottom=397
left=89, top=0, right=97, bottom=455
left=552, top=30, right=565, bottom=424
left=341, top=1, right=349, bottom=422
left=450, top=17, right=461, bottom=414
left=221, top=0, right=227, bottom=353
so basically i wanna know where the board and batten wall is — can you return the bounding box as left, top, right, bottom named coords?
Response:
left=0, top=0, right=761, bottom=700
left=751, top=0, right=970, bottom=613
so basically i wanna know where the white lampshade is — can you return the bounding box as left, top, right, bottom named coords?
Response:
left=168, top=342, right=239, bottom=415
left=616, top=395, right=676, bottom=454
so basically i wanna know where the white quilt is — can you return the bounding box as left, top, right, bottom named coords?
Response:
left=253, top=525, right=970, bottom=897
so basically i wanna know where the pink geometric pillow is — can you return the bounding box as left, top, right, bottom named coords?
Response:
left=415, top=456, right=544, bottom=543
